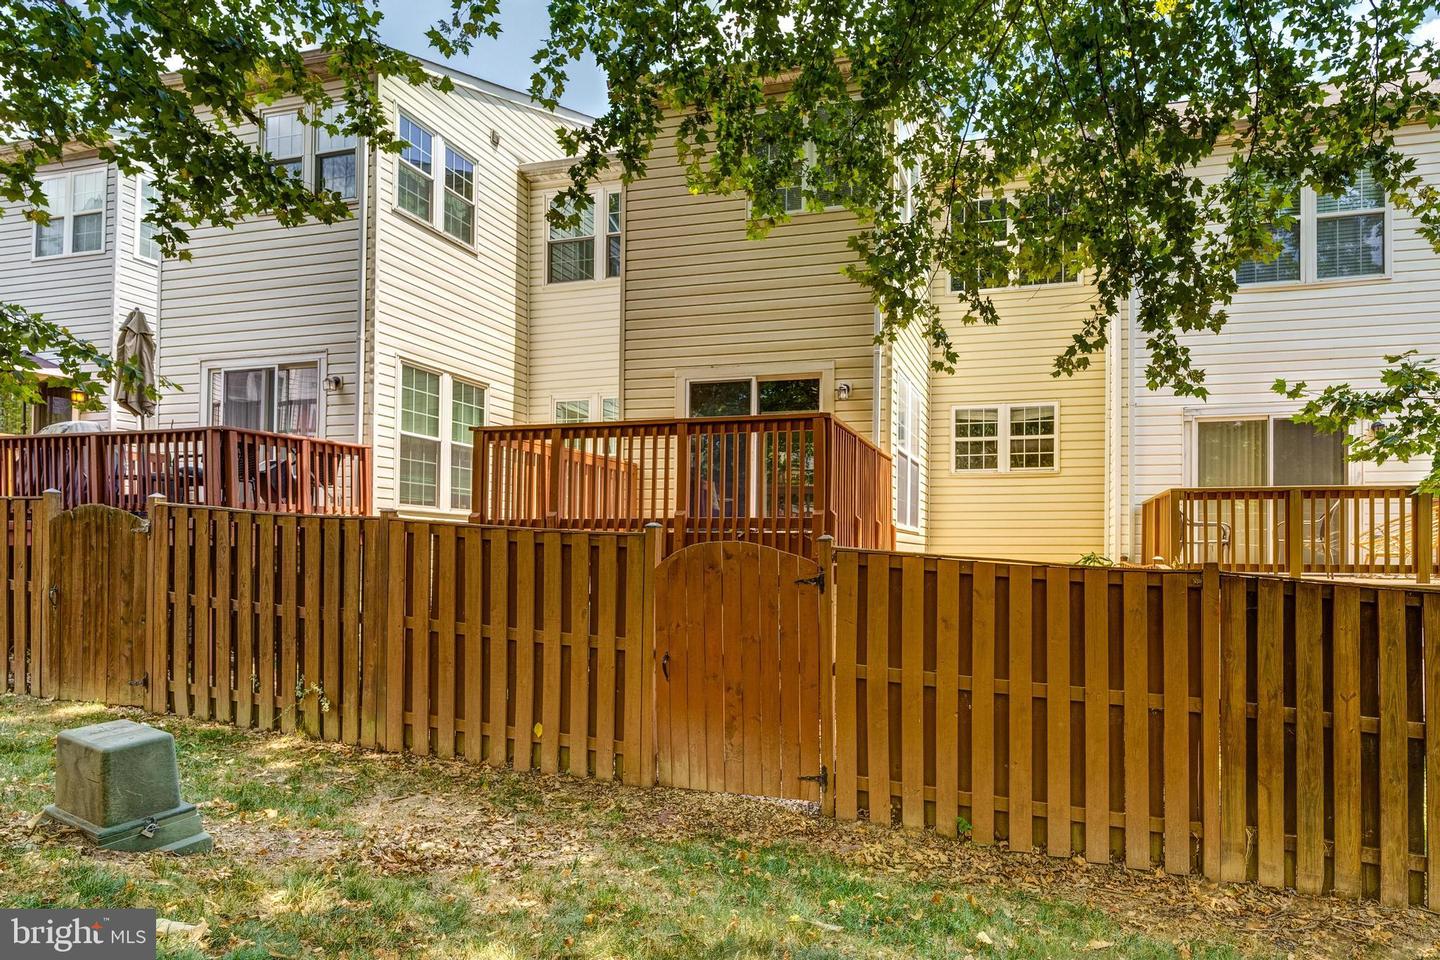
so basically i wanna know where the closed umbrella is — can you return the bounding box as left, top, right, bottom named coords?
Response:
left=114, top=307, right=157, bottom=420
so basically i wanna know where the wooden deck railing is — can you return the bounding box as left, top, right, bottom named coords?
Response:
left=471, top=412, right=895, bottom=557
left=1141, top=485, right=1437, bottom=581
left=0, top=426, right=371, bottom=515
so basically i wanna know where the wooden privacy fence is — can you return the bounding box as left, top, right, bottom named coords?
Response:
left=145, top=504, right=655, bottom=783
left=831, top=548, right=1440, bottom=908
left=9, top=494, right=1440, bottom=911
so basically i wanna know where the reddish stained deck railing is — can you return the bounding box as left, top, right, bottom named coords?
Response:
left=470, top=413, right=895, bottom=557
left=1140, top=485, right=1437, bottom=581
left=0, top=426, right=371, bottom=515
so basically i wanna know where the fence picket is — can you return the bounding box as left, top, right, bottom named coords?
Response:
left=935, top=560, right=960, bottom=838
left=1086, top=569, right=1111, bottom=864
left=971, top=562, right=996, bottom=845
left=1219, top=576, right=1248, bottom=883
left=1161, top=574, right=1188, bottom=875
left=1046, top=567, right=1070, bottom=856
left=1008, top=565, right=1033, bottom=852
left=1293, top=583, right=1325, bottom=894
left=1255, top=578, right=1284, bottom=888
left=866, top=553, right=892, bottom=823
left=901, top=556, right=925, bottom=830
left=1378, top=590, right=1408, bottom=906
left=834, top=551, right=860, bottom=821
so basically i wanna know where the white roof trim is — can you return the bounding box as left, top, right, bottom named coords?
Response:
left=410, top=55, right=597, bottom=126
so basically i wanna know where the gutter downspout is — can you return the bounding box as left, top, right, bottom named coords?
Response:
left=872, top=307, right=883, bottom=443
left=1125, top=286, right=1139, bottom=561
left=353, top=130, right=370, bottom=444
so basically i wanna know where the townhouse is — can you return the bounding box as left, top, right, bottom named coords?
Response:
left=5, top=55, right=1436, bottom=564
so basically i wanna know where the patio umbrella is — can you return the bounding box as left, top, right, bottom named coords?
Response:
left=114, top=307, right=157, bottom=420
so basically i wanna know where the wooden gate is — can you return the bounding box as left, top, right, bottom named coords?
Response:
left=48, top=504, right=149, bottom=705
left=653, top=540, right=827, bottom=801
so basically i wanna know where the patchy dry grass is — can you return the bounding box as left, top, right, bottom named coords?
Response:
left=0, top=695, right=1431, bottom=959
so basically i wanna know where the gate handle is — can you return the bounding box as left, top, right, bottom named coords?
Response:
left=660, top=652, right=670, bottom=680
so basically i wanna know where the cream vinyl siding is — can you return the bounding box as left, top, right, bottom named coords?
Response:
left=156, top=84, right=359, bottom=436
left=368, top=72, right=582, bottom=511
left=926, top=280, right=1107, bottom=562
left=888, top=322, right=931, bottom=552
left=525, top=168, right=622, bottom=418
left=0, top=156, right=120, bottom=424
left=110, top=174, right=162, bottom=429
left=622, top=112, right=876, bottom=433
left=1122, top=123, right=1440, bottom=558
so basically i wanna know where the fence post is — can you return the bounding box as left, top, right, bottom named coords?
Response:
left=817, top=534, right=836, bottom=819
left=146, top=494, right=169, bottom=714
left=545, top=427, right=563, bottom=526
left=33, top=489, right=61, bottom=699
left=1285, top=488, right=1304, bottom=577
left=640, top=522, right=664, bottom=788
left=472, top=430, right=488, bottom=523
left=1415, top=492, right=1433, bottom=585
left=673, top=421, right=690, bottom=554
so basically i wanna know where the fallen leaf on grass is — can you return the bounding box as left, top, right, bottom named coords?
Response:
left=975, top=931, right=994, bottom=946
left=1086, top=939, right=1114, bottom=950
left=156, top=918, right=208, bottom=943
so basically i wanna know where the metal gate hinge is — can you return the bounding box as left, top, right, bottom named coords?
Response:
left=795, top=571, right=825, bottom=592
left=47, top=584, right=58, bottom=606
left=128, top=673, right=149, bottom=688
left=799, top=765, right=828, bottom=789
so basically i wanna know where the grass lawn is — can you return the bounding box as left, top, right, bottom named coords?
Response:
left=1, top=696, right=1431, bottom=959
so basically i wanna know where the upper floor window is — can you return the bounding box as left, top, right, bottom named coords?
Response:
left=314, top=107, right=358, bottom=200
left=1236, top=171, right=1386, bottom=285
left=35, top=168, right=105, bottom=258
left=262, top=106, right=358, bottom=201
left=893, top=373, right=921, bottom=530
left=548, top=195, right=596, bottom=282
left=953, top=402, right=1058, bottom=473
left=606, top=193, right=622, bottom=278
left=396, top=114, right=435, bottom=221
left=948, top=196, right=1077, bottom=292
left=546, top=190, right=622, bottom=283
left=136, top=176, right=160, bottom=261
left=395, top=114, right=476, bottom=246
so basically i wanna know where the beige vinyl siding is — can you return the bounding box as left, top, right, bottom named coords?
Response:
left=525, top=170, right=622, bottom=419
left=926, top=280, right=1107, bottom=562
left=155, top=84, right=360, bottom=437
left=888, top=322, right=930, bottom=551
left=110, top=173, right=162, bottom=429
left=368, top=72, right=581, bottom=511
left=156, top=214, right=360, bottom=436
left=0, top=156, right=119, bottom=424
left=623, top=113, right=876, bottom=433
left=1122, top=123, right=1440, bottom=558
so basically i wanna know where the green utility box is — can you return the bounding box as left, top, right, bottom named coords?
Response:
left=44, top=719, right=212, bottom=854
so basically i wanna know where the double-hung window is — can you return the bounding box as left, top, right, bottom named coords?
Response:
left=1236, top=171, right=1386, bottom=285
left=395, top=114, right=477, bottom=246
left=261, top=106, right=359, bottom=200
left=35, top=169, right=106, bottom=258
left=949, top=196, right=1076, bottom=291
left=264, top=111, right=305, bottom=179
left=398, top=363, right=486, bottom=510
left=545, top=190, right=622, bottom=283
left=547, top=195, right=596, bottom=282
left=396, top=115, right=435, bottom=222
left=207, top=361, right=321, bottom=435
left=953, top=403, right=1058, bottom=473
left=136, top=176, right=160, bottom=260
left=443, top=148, right=476, bottom=244
left=893, top=373, right=921, bottom=530
left=606, top=193, right=622, bottom=278
left=314, top=107, right=358, bottom=200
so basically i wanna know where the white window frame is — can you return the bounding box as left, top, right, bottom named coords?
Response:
left=393, top=111, right=480, bottom=250
left=893, top=372, right=922, bottom=532
left=548, top=394, right=622, bottom=423
left=1234, top=178, right=1391, bottom=289
left=553, top=398, right=592, bottom=422
left=948, top=195, right=1082, bottom=293
left=32, top=165, right=108, bottom=261
left=260, top=105, right=361, bottom=203
left=135, top=174, right=160, bottom=261
left=441, top=145, right=477, bottom=245
left=395, top=358, right=489, bottom=512
left=545, top=188, right=623, bottom=285
left=201, top=354, right=328, bottom=437
left=1184, top=409, right=1353, bottom=486
left=950, top=401, right=1061, bottom=475
left=605, top=191, right=623, bottom=279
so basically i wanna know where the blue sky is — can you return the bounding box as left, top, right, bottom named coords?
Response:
left=376, top=0, right=610, bottom=117
left=378, top=4, right=1440, bottom=121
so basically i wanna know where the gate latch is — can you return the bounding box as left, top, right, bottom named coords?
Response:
left=795, top=571, right=825, bottom=592
left=798, top=765, right=828, bottom=789
left=128, top=673, right=149, bottom=688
